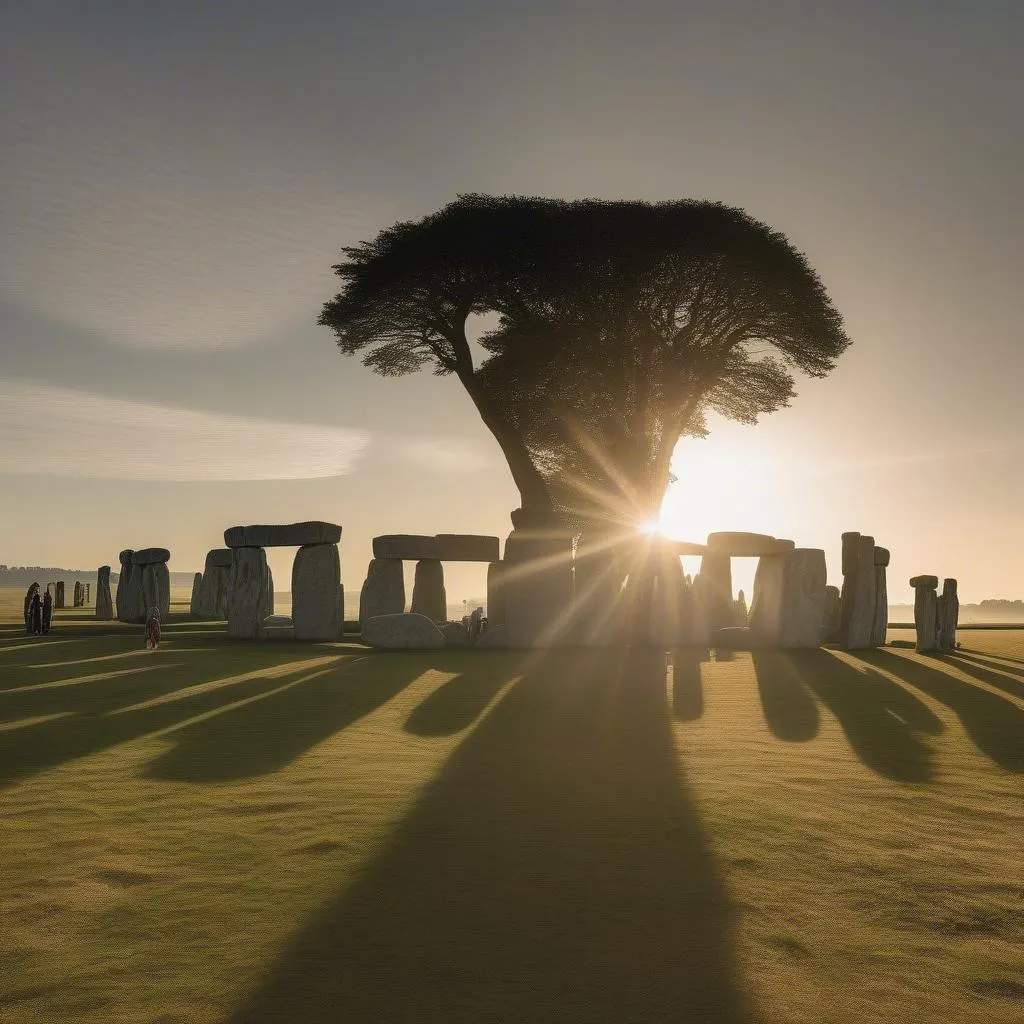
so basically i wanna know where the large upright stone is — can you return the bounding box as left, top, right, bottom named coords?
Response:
left=870, top=557, right=889, bottom=648
left=410, top=559, right=447, bottom=623
left=913, top=576, right=939, bottom=653
left=225, top=522, right=341, bottom=548
left=118, top=557, right=146, bottom=623
left=115, top=550, right=133, bottom=620
left=840, top=533, right=877, bottom=650
left=372, top=535, right=439, bottom=560
left=189, top=572, right=203, bottom=616
left=937, top=578, right=959, bottom=651
left=433, top=534, right=500, bottom=562
left=260, top=565, right=275, bottom=620
left=292, top=544, right=343, bottom=641
left=197, top=549, right=232, bottom=619
left=750, top=553, right=787, bottom=646
left=823, top=585, right=842, bottom=640
left=95, top=566, right=113, bottom=620
left=55, top=581, right=65, bottom=609
left=486, top=561, right=508, bottom=628
left=572, top=530, right=629, bottom=645
left=141, top=562, right=170, bottom=618
left=698, top=553, right=734, bottom=634
left=503, top=528, right=574, bottom=647
left=227, top=547, right=268, bottom=639
left=779, top=548, right=827, bottom=649
left=72, top=581, right=82, bottom=607
left=649, top=547, right=691, bottom=647
left=359, top=558, right=405, bottom=624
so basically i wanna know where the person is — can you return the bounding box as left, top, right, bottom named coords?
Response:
left=145, top=605, right=161, bottom=649
left=30, top=590, right=43, bottom=636
left=42, top=588, right=53, bottom=634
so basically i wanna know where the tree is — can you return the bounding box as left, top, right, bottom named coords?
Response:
left=320, top=195, right=850, bottom=532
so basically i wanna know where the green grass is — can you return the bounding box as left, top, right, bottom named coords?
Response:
left=0, top=589, right=1021, bottom=1023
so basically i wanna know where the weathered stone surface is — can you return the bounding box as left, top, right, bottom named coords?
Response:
left=910, top=575, right=938, bottom=589
left=359, top=558, right=405, bottom=623
left=205, top=548, right=233, bottom=569
left=841, top=532, right=861, bottom=576
left=260, top=615, right=296, bottom=641
left=55, top=580, right=65, bottom=609
left=227, top=547, right=268, bottom=639
left=141, top=563, right=170, bottom=618
left=698, top=553, right=734, bottom=633
left=870, top=565, right=888, bottom=647
left=372, top=534, right=439, bottom=561
left=476, top=623, right=509, bottom=648
left=189, top=572, right=203, bottom=616
left=225, top=521, right=341, bottom=549
left=873, top=546, right=890, bottom=567
left=823, top=585, right=842, bottom=639
left=914, top=585, right=938, bottom=653
left=95, top=566, right=113, bottom=620
left=750, top=553, right=787, bottom=645
left=441, top=621, right=471, bottom=646
left=292, top=543, right=343, bottom=641
left=114, top=551, right=132, bottom=617
left=486, top=561, right=507, bottom=627
left=410, top=559, right=447, bottom=623
left=937, top=578, right=959, bottom=651
left=263, top=614, right=293, bottom=627
left=780, top=548, right=827, bottom=649
left=841, top=535, right=877, bottom=650
left=119, top=563, right=146, bottom=623
left=706, top=532, right=790, bottom=557
left=503, top=529, right=575, bottom=647
left=361, top=612, right=445, bottom=649
left=260, top=565, right=275, bottom=620
left=131, top=547, right=170, bottom=565
left=73, top=581, right=83, bottom=607
left=434, top=534, right=500, bottom=562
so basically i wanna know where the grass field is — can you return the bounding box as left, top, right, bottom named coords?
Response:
left=0, top=589, right=1021, bottom=1023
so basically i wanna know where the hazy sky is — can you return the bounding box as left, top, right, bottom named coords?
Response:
left=2, top=1, right=1021, bottom=604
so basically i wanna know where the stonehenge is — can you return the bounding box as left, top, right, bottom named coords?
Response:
left=95, top=566, right=113, bottom=620
left=224, top=521, right=343, bottom=641
left=835, top=532, right=889, bottom=651
left=114, top=547, right=170, bottom=622
left=194, top=549, right=232, bottom=619
left=911, top=574, right=958, bottom=653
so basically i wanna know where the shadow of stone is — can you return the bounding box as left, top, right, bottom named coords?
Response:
left=946, top=654, right=1024, bottom=699
left=144, top=654, right=424, bottom=783
left=670, top=649, right=704, bottom=721
left=750, top=651, right=820, bottom=742
left=856, top=650, right=1024, bottom=774
left=226, top=649, right=758, bottom=1024
left=404, top=652, right=527, bottom=737
left=782, top=650, right=942, bottom=783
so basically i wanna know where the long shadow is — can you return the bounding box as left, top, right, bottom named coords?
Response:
left=671, top=648, right=705, bottom=721
left=145, top=654, right=426, bottom=782
left=227, top=649, right=757, bottom=1024
left=856, top=650, right=1024, bottom=774
left=945, top=653, right=1024, bottom=700
left=781, top=650, right=942, bottom=783
left=750, top=651, right=820, bottom=742
left=404, top=652, right=525, bottom=737
left=957, top=646, right=1024, bottom=666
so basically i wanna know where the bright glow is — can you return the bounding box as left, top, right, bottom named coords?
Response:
left=638, top=520, right=664, bottom=535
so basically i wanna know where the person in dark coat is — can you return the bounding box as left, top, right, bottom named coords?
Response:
left=30, top=591, right=43, bottom=635
left=42, top=589, right=53, bottom=634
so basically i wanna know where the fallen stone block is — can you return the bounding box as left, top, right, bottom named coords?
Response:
left=362, top=612, right=445, bottom=649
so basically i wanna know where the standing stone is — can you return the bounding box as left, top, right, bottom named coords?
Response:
left=573, top=530, right=629, bottom=645
left=190, top=572, right=203, bottom=616
left=259, top=565, right=275, bottom=620
left=115, top=550, right=133, bottom=620
left=486, top=560, right=507, bottom=628
left=359, top=558, right=405, bottom=624
left=503, top=528, right=575, bottom=647
left=870, top=564, right=888, bottom=647
left=937, top=578, right=959, bottom=651
left=823, top=585, right=842, bottom=640
left=912, top=576, right=939, bottom=653
left=95, top=566, right=113, bottom=620
left=649, top=549, right=691, bottom=647
left=840, top=534, right=877, bottom=650
left=118, top=558, right=146, bottom=623
left=55, top=581, right=65, bottom=609
left=410, top=559, right=447, bottom=623
left=697, top=553, right=733, bottom=634
left=197, top=550, right=232, bottom=619
left=750, top=553, right=788, bottom=646
left=292, top=543, right=343, bottom=641
left=733, top=589, right=749, bottom=626
left=778, top=549, right=827, bottom=649
left=227, top=547, right=268, bottom=639
left=73, top=581, right=82, bottom=607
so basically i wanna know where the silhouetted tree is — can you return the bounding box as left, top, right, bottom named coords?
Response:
left=320, top=196, right=850, bottom=530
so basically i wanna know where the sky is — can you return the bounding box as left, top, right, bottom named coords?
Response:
left=1, top=0, right=1021, bottom=605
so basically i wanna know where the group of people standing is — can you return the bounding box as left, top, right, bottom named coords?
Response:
left=23, top=583, right=53, bottom=635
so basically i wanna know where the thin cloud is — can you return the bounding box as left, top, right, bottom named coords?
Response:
left=0, top=382, right=369, bottom=481
left=387, top=435, right=493, bottom=474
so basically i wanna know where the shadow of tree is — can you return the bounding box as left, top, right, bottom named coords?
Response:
left=144, top=654, right=426, bottom=782
left=945, top=653, right=1024, bottom=700
left=780, top=650, right=942, bottom=782
left=227, top=649, right=757, bottom=1024
left=750, top=651, right=820, bottom=742
left=670, top=648, right=705, bottom=721
left=404, top=652, right=527, bottom=737
left=856, top=650, right=1024, bottom=774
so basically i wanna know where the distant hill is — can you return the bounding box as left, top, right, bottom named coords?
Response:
left=0, top=567, right=198, bottom=589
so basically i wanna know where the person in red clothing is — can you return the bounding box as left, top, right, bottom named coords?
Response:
left=145, top=605, right=161, bottom=649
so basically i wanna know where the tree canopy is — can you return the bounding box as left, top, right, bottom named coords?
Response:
left=320, top=195, right=850, bottom=531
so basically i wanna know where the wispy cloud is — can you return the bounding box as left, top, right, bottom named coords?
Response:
left=386, top=435, right=493, bottom=474
left=0, top=382, right=369, bottom=481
